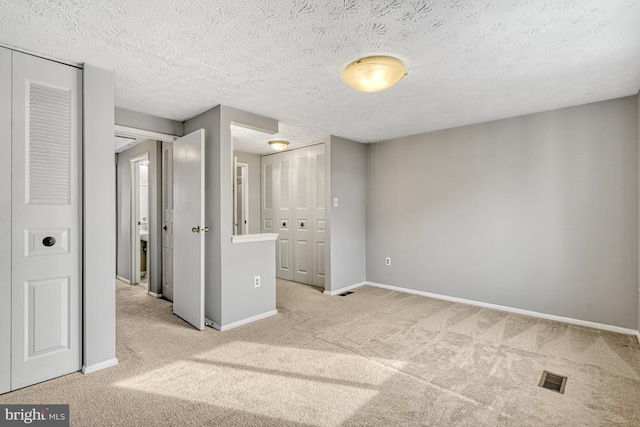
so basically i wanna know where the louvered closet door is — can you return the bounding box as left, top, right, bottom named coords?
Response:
left=11, top=52, right=82, bottom=390
left=276, top=153, right=294, bottom=281
left=312, top=145, right=326, bottom=288
left=0, top=47, right=11, bottom=395
left=292, top=149, right=312, bottom=285
left=162, top=142, right=174, bottom=301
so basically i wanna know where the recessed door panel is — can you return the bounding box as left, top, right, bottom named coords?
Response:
left=295, top=240, right=309, bottom=275
left=279, top=239, right=291, bottom=271
left=316, top=242, right=325, bottom=278
left=25, top=228, right=70, bottom=257
left=27, top=277, right=69, bottom=356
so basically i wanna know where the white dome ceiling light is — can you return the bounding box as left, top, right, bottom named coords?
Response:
left=342, top=56, right=407, bottom=92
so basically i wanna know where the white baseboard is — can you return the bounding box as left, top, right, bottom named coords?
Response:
left=148, top=291, right=162, bottom=298
left=212, top=310, right=278, bottom=332
left=323, top=282, right=367, bottom=296
left=365, top=281, right=638, bottom=336
left=82, top=358, right=119, bottom=374
left=116, top=276, right=130, bottom=284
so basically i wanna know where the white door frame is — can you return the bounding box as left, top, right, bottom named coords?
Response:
left=129, top=153, right=149, bottom=286
left=116, top=126, right=177, bottom=293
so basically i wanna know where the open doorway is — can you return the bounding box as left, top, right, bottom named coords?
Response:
left=115, top=127, right=176, bottom=299
left=130, top=153, right=150, bottom=289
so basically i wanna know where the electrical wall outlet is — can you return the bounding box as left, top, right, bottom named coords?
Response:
left=385, top=257, right=391, bottom=266
left=254, top=276, right=261, bottom=288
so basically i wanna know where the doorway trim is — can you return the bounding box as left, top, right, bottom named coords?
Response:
left=115, top=125, right=177, bottom=300
left=130, top=152, right=149, bottom=288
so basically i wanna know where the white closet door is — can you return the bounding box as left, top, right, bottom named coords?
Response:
left=262, top=154, right=276, bottom=235
left=161, top=142, right=174, bottom=301
left=276, top=153, right=294, bottom=281
left=11, top=51, right=82, bottom=390
left=292, top=149, right=312, bottom=285
left=0, top=47, right=11, bottom=395
left=312, top=145, right=326, bottom=288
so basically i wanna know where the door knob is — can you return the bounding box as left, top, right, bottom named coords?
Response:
left=300, top=222, right=304, bottom=228
left=42, top=236, right=56, bottom=247
left=192, top=226, right=200, bottom=233
left=163, top=225, right=168, bottom=231
left=282, top=222, right=286, bottom=227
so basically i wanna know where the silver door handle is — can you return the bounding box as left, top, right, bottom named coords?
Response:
left=192, top=226, right=200, bottom=233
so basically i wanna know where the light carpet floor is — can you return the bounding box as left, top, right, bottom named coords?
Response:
left=1, top=279, right=639, bottom=426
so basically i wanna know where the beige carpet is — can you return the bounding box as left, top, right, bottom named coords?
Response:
left=1, top=279, right=639, bottom=426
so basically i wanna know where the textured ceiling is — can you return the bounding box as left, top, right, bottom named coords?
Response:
left=1, top=0, right=639, bottom=146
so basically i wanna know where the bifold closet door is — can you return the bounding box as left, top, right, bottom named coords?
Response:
left=10, top=51, right=82, bottom=390
left=262, top=145, right=325, bottom=288
left=162, top=141, right=174, bottom=301
left=311, top=145, right=325, bottom=288
left=0, top=47, right=11, bottom=395
left=292, top=149, right=312, bottom=284
left=275, top=153, right=294, bottom=281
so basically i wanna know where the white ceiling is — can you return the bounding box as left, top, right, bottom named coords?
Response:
left=1, top=1, right=639, bottom=148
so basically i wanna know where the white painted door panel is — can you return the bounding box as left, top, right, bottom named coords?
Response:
left=312, top=146, right=326, bottom=288
left=0, top=47, right=12, bottom=395
left=262, top=145, right=326, bottom=288
left=172, top=129, right=205, bottom=330
left=276, top=154, right=294, bottom=281
left=293, top=150, right=312, bottom=285
left=261, top=155, right=276, bottom=235
left=11, top=51, right=82, bottom=390
left=162, top=142, right=174, bottom=301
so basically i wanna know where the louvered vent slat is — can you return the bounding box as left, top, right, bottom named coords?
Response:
left=27, top=81, right=71, bottom=205
left=316, top=153, right=325, bottom=207
left=264, top=164, right=273, bottom=210
left=280, top=160, right=290, bottom=208
left=297, top=157, right=307, bottom=207
left=162, top=148, right=170, bottom=210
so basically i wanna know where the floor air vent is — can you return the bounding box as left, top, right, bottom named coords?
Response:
left=539, top=371, right=567, bottom=394
left=338, top=291, right=354, bottom=297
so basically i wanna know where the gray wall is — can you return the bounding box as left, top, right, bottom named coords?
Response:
left=638, top=93, right=640, bottom=335
left=328, top=136, right=367, bottom=292
left=83, top=64, right=118, bottom=371
left=184, top=107, right=223, bottom=325
left=367, top=96, right=639, bottom=329
left=185, top=105, right=279, bottom=328
left=234, top=151, right=261, bottom=234
left=220, top=107, right=279, bottom=326
left=115, top=107, right=183, bottom=136
left=116, top=139, right=162, bottom=295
